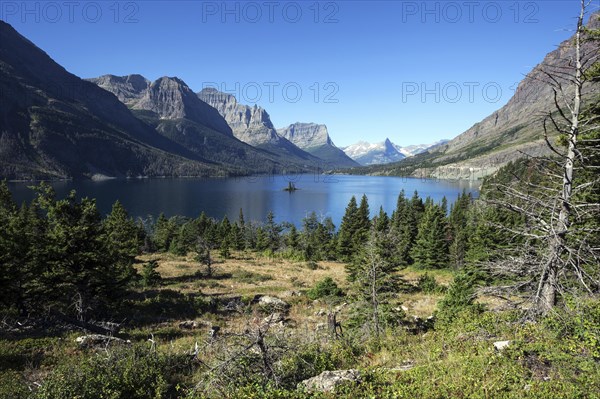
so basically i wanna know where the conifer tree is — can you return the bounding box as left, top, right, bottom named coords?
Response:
left=337, top=196, right=359, bottom=261
left=350, top=230, right=402, bottom=338
left=411, top=199, right=449, bottom=268
left=103, top=200, right=140, bottom=264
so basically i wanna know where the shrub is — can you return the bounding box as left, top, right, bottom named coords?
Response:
left=35, top=346, right=174, bottom=399
left=307, top=277, right=343, bottom=300
left=436, top=272, right=484, bottom=327
left=305, top=260, right=319, bottom=270
left=141, top=260, right=161, bottom=287
left=416, top=272, right=442, bottom=294
left=234, top=270, right=273, bottom=284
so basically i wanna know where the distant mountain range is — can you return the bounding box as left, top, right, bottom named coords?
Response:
left=3, top=11, right=597, bottom=181
left=0, top=20, right=358, bottom=180
left=353, top=13, right=600, bottom=178
left=342, top=139, right=448, bottom=166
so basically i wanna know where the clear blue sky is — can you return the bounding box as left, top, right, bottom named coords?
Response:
left=1, top=1, right=595, bottom=146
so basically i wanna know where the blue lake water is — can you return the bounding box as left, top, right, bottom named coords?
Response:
left=7, top=174, right=480, bottom=226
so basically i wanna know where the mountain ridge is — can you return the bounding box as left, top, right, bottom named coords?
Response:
left=277, top=122, right=358, bottom=168
left=0, top=20, right=222, bottom=180
left=342, top=138, right=448, bottom=166
left=349, top=12, right=600, bottom=178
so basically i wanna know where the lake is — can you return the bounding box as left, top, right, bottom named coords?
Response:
left=7, top=174, right=480, bottom=226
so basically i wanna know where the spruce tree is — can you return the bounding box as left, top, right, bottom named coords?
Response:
left=349, top=231, right=402, bottom=338
left=264, top=211, right=281, bottom=252
left=411, top=199, right=449, bottom=268
left=337, top=196, right=359, bottom=261
left=103, top=201, right=139, bottom=265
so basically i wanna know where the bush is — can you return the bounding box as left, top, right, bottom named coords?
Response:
left=35, top=346, right=175, bottom=399
left=234, top=270, right=273, bottom=284
left=0, top=371, right=29, bottom=399
left=416, top=272, right=442, bottom=294
left=436, top=272, right=484, bottom=327
left=305, top=260, right=319, bottom=270
left=307, top=277, right=343, bottom=300
left=141, top=260, right=161, bottom=287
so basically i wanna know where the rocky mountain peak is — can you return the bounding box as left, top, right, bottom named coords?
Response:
left=86, top=74, right=150, bottom=105
left=277, top=123, right=333, bottom=149
left=90, top=75, right=233, bottom=136
left=198, top=88, right=279, bottom=145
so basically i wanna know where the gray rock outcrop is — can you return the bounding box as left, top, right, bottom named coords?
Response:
left=298, top=369, right=362, bottom=393
left=278, top=123, right=358, bottom=168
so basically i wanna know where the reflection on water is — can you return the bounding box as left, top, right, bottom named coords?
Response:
left=8, top=174, right=480, bottom=226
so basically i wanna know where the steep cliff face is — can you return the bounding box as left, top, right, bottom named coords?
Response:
left=277, top=123, right=358, bottom=168
left=198, top=88, right=328, bottom=168
left=87, top=74, right=149, bottom=106
left=0, top=21, right=216, bottom=180
left=277, top=123, right=332, bottom=149
left=197, top=88, right=279, bottom=145
left=91, top=76, right=233, bottom=136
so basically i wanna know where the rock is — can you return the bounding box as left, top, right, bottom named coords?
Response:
left=256, top=295, right=290, bottom=310
left=401, top=305, right=409, bottom=312
left=179, top=320, right=199, bottom=329
left=299, top=369, right=361, bottom=393
left=389, top=362, right=415, bottom=372
left=90, top=320, right=121, bottom=334
left=315, top=309, right=326, bottom=317
left=76, top=334, right=130, bottom=349
left=334, top=302, right=348, bottom=313
left=263, top=312, right=285, bottom=324
left=493, top=340, right=511, bottom=351
left=282, top=290, right=302, bottom=297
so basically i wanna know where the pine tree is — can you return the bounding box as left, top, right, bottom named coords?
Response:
left=103, top=201, right=140, bottom=265
left=411, top=199, right=449, bottom=269
left=153, top=213, right=176, bottom=252
left=285, top=224, right=300, bottom=250
left=448, top=191, right=472, bottom=269
left=35, top=184, right=131, bottom=318
left=264, top=211, right=281, bottom=252
left=350, top=231, right=402, bottom=338
left=337, top=196, right=359, bottom=261
left=373, top=206, right=389, bottom=232
left=141, top=260, right=161, bottom=288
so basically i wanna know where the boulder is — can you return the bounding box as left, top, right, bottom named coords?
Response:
left=493, top=340, right=511, bottom=351
left=75, top=334, right=130, bottom=349
left=179, top=320, right=199, bottom=329
left=263, top=312, right=285, bottom=324
left=299, top=369, right=361, bottom=393
left=255, top=295, right=290, bottom=310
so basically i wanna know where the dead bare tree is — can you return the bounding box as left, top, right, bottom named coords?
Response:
left=486, top=1, right=600, bottom=314
left=191, top=312, right=294, bottom=397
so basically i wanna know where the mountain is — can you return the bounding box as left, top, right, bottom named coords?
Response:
left=359, top=13, right=600, bottom=179
left=90, top=75, right=233, bottom=136
left=342, top=138, right=449, bottom=166
left=398, top=140, right=450, bottom=157
left=0, top=20, right=220, bottom=180
left=90, top=75, right=315, bottom=174
left=277, top=123, right=358, bottom=168
left=197, top=88, right=325, bottom=169
left=343, top=139, right=405, bottom=166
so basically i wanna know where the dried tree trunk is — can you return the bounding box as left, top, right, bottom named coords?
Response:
left=537, top=1, right=585, bottom=314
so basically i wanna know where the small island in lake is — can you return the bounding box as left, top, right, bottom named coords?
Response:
left=284, top=181, right=299, bottom=192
